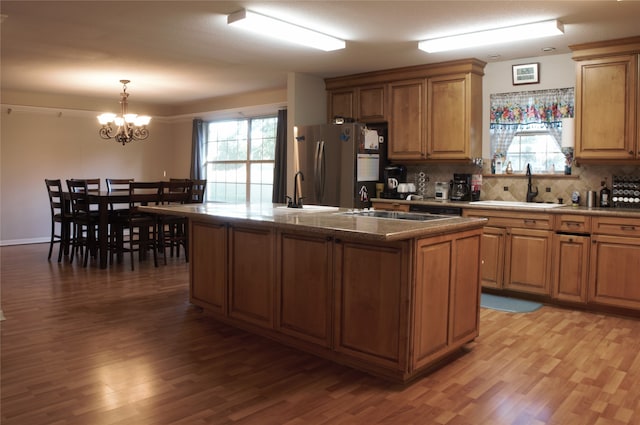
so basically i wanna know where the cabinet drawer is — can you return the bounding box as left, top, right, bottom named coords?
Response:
left=464, top=209, right=553, bottom=230
left=592, top=216, right=640, bottom=237
left=555, top=214, right=592, bottom=233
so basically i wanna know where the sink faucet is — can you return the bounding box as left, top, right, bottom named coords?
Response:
left=526, top=163, right=538, bottom=202
left=287, top=171, right=304, bottom=208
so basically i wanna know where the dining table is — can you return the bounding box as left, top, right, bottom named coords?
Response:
left=87, top=190, right=130, bottom=268
left=62, top=190, right=131, bottom=268
left=64, top=186, right=175, bottom=268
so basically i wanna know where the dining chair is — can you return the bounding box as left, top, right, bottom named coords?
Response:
left=44, top=179, right=73, bottom=262
left=158, top=180, right=193, bottom=264
left=66, top=179, right=99, bottom=267
left=85, top=178, right=101, bottom=191
left=190, top=179, right=207, bottom=203
left=126, top=181, right=162, bottom=270
left=106, top=178, right=134, bottom=265
left=170, top=178, right=206, bottom=203
left=106, top=178, right=133, bottom=192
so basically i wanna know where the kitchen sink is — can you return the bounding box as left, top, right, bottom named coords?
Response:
left=339, top=210, right=451, bottom=221
left=471, top=200, right=567, bottom=208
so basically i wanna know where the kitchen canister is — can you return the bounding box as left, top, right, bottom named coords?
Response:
left=586, top=190, right=597, bottom=208
left=571, top=191, right=581, bottom=206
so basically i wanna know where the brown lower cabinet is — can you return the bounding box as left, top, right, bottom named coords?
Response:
left=189, top=219, right=482, bottom=383
left=465, top=208, right=640, bottom=315
left=463, top=209, right=553, bottom=296
left=589, top=216, right=640, bottom=310
left=552, top=233, right=590, bottom=303
left=277, top=232, right=333, bottom=347
left=189, top=221, right=227, bottom=314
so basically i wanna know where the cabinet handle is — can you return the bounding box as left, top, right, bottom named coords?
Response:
left=630, top=150, right=635, bottom=155
left=524, top=219, right=537, bottom=225
left=566, top=222, right=581, bottom=227
left=568, top=237, right=574, bottom=243
left=620, top=226, right=637, bottom=231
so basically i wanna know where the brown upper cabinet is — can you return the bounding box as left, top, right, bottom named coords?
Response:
left=327, top=85, right=386, bottom=123
left=571, top=36, right=640, bottom=161
left=325, top=58, right=485, bottom=162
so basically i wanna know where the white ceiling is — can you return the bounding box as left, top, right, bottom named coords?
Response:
left=1, top=1, right=639, bottom=108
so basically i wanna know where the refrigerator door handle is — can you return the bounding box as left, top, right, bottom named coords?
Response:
left=314, top=140, right=325, bottom=202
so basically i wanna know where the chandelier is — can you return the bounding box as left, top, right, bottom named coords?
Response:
left=97, top=80, right=151, bottom=145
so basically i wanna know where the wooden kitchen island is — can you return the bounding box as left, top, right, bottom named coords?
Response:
left=142, top=203, right=487, bottom=383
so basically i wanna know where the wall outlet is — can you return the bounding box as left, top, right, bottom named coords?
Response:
left=503, top=186, right=509, bottom=191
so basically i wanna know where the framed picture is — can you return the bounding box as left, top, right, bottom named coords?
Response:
left=512, top=63, right=540, bottom=85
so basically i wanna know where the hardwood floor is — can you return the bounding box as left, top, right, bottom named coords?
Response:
left=2, top=243, right=640, bottom=425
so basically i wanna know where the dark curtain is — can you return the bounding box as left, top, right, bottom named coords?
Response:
left=190, top=119, right=206, bottom=181
left=272, top=109, right=287, bottom=203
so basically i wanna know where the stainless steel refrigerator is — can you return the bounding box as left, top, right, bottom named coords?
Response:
left=294, top=123, right=386, bottom=208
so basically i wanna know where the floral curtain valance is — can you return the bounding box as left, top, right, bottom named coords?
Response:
left=490, top=87, right=574, bottom=126
left=490, top=87, right=575, bottom=158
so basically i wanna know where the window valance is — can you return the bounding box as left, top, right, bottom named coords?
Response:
left=490, top=87, right=575, bottom=157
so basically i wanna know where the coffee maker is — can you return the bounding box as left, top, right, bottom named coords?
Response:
left=382, top=165, right=407, bottom=199
left=450, top=173, right=472, bottom=201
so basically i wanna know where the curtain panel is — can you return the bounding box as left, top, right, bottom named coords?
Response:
left=489, top=87, right=574, bottom=157
left=190, top=119, right=206, bottom=181
left=271, top=109, right=287, bottom=203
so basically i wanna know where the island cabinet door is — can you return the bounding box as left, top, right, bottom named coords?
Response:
left=190, top=221, right=227, bottom=314
left=276, top=232, right=333, bottom=347
left=412, top=230, right=481, bottom=370
left=228, top=225, right=276, bottom=329
left=334, top=239, right=410, bottom=370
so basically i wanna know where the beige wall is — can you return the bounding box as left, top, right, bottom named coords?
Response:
left=0, top=88, right=286, bottom=245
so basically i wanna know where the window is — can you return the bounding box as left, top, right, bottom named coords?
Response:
left=206, top=116, right=277, bottom=203
left=506, top=129, right=566, bottom=173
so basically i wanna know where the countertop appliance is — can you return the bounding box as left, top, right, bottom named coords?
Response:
left=450, top=173, right=472, bottom=201
left=295, top=123, right=387, bottom=208
left=382, top=165, right=407, bottom=199
left=435, top=181, right=450, bottom=201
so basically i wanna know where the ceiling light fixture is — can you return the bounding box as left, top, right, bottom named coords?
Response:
left=227, top=8, right=345, bottom=51
left=418, top=19, right=564, bottom=53
left=97, top=80, right=151, bottom=146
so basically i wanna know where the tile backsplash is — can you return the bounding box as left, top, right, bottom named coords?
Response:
left=405, top=161, right=640, bottom=206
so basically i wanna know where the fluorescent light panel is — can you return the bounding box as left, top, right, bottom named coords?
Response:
left=419, top=19, right=564, bottom=53
left=227, top=9, right=345, bottom=52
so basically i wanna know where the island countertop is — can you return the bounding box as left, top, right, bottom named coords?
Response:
left=139, top=203, right=487, bottom=242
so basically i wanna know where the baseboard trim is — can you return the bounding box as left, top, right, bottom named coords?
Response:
left=0, top=238, right=49, bottom=247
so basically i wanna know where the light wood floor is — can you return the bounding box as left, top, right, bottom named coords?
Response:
left=2, top=243, right=640, bottom=425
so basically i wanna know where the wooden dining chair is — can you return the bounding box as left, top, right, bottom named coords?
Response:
left=170, top=178, right=206, bottom=203
left=66, top=179, right=99, bottom=267
left=190, top=179, right=207, bottom=203
left=126, top=181, right=162, bottom=270
left=85, top=178, right=101, bottom=191
left=44, top=179, right=73, bottom=262
left=158, top=180, right=193, bottom=264
left=106, top=178, right=134, bottom=265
